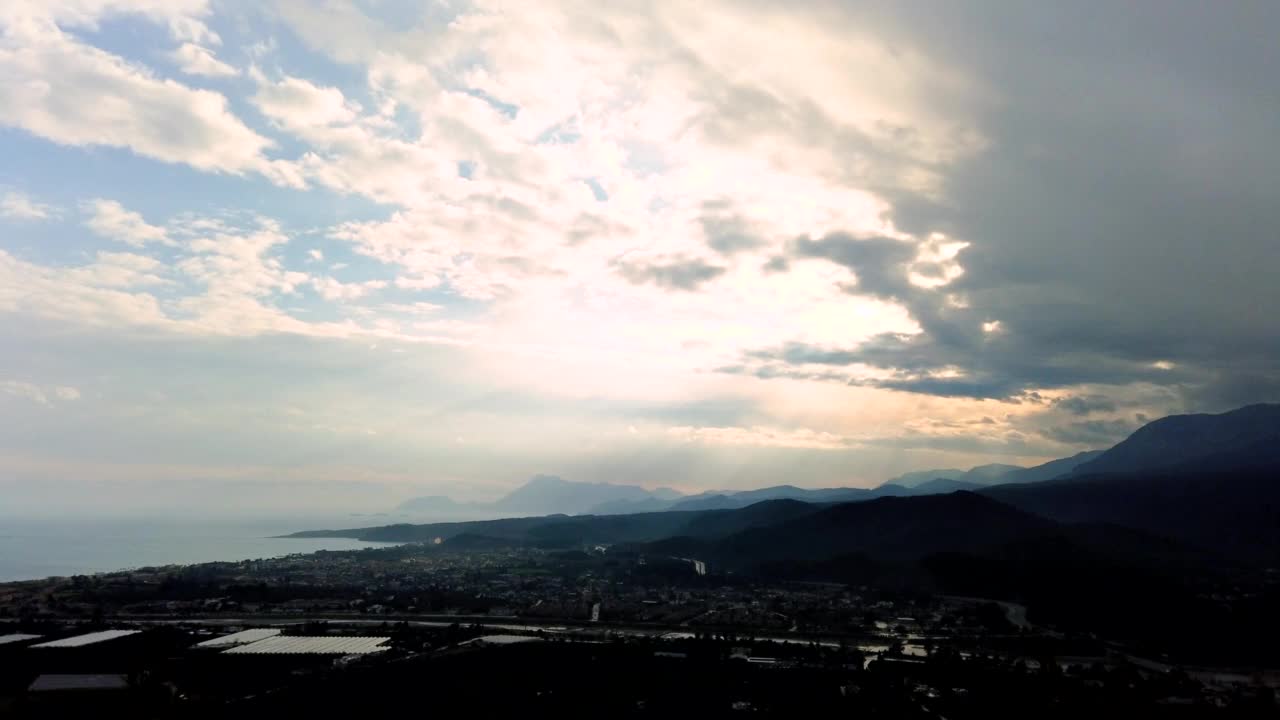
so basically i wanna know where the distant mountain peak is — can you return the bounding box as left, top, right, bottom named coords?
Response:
left=524, top=474, right=569, bottom=487
left=881, top=462, right=1027, bottom=490
left=399, top=475, right=691, bottom=517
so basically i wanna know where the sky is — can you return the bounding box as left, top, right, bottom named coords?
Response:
left=2, top=1, right=1278, bottom=515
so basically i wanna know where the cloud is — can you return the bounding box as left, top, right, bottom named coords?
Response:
left=83, top=251, right=172, bottom=287
left=83, top=199, right=171, bottom=246
left=701, top=210, right=766, bottom=255
left=0, top=1, right=220, bottom=46
left=1040, top=419, right=1137, bottom=446
left=1053, top=394, right=1118, bottom=416
left=665, top=425, right=854, bottom=450
left=792, top=233, right=919, bottom=299
left=0, top=249, right=171, bottom=327
left=616, top=256, right=726, bottom=292
left=6, top=200, right=401, bottom=338
left=1, top=1, right=1278, bottom=507
left=0, top=380, right=50, bottom=406
left=251, top=72, right=359, bottom=130
left=169, top=42, right=236, bottom=77
left=0, top=379, right=78, bottom=406
left=0, top=16, right=300, bottom=185
left=761, top=256, right=789, bottom=274
left=0, top=191, right=55, bottom=220
left=310, top=276, right=386, bottom=301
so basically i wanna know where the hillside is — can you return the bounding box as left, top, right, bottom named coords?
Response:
left=1072, top=404, right=1280, bottom=476
left=287, top=499, right=826, bottom=547
left=907, top=477, right=981, bottom=494
left=666, top=484, right=910, bottom=512
left=687, top=492, right=1055, bottom=568
left=883, top=463, right=1027, bottom=489
left=997, top=450, right=1104, bottom=484
left=982, top=467, right=1280, bottom=564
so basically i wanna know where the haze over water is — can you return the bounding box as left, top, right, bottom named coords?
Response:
left=0, top=515, right=397, bottom=582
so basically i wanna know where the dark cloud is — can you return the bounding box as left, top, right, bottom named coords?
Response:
left=715, top=4, right=1280, bottom=409
left=701, top=213, right=766, bottom=255
left=715, top=363, right=852, bottom=384
left=1053, top=395, right=1118, bottom=416
left=746, top=342, right=862, bottom=366
left=1040, top=419, right=1137, bottom=446
left=1181, top=372, right=1280, bottom=414
left=792, top=234, right=916, bottom=299
left=761, top=256, right=789, bottom=273
left=616, top=256, right=726, bottom=291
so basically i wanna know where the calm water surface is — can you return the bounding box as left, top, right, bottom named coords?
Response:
left=0, top=516, right=399, bottom=582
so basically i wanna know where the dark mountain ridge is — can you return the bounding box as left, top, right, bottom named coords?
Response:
left=1071, top=403, right=1280, bottom=476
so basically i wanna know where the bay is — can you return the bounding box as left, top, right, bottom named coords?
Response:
left=0, top=515, right=398, bottom=582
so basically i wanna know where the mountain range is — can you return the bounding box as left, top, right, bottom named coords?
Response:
left=396, top=474, right=685, bottom=517
left=292, top=403, right=1280, bottom=663
left=394, top=452, right=1097, bottom=517
left=393, top=405, right=1275, bottom=517
left=303, top=404, right=1280, bottom=563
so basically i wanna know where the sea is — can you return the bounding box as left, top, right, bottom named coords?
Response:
left=0, top=515, right=400, bottom=583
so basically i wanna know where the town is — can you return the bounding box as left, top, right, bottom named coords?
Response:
left=1, top=542, right=1276, bottom=716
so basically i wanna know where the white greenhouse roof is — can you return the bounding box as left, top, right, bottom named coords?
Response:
left=0, top=633, right=43, bottom=646
left=31, top=630, right=141, bottom=648
left=462, top=634, right=543, bottom=646
left=195, top=628, right=283, bottom=648
left=222, top=635, right=390, bottom=655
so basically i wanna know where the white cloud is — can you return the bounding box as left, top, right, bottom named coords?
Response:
left=0, top=17, right=301, bottom=186
left=2, top=202, right=381, bottom=338
left=1, top=0, right=220, bottom=45
left=252, top=72, right=359, bottom=130
left=0, top=191, right=55, bottom=220
left=239, top=2, right=959, bottom=384
left=0, top=380, right=50, bottom=406
left=0, top=380, right=79, bottom=405
left=665, top=425, right=856, bottom=450
left=82, top=250, right=171, bottom=287
left=0, top=248, right=172, bottom=327
left=169, top=42, right=237, bottom=77
left=83, top=199, right=170, bottom=246
left=310, top=276, right=386, bottom=301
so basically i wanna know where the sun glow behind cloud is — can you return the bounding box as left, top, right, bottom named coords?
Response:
left=0, top=0, right=1276, bottom=511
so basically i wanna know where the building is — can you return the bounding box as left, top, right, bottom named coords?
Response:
left=194, top=628, right=282, bottom=649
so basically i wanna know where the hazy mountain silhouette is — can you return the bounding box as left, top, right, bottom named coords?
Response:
left=882, top=463, right=1025, bottom=489
left=396, top=495, right=475, bottom=513
left=397, top=450, right=1107, bottom=519
left=906, top=477, right=982, bottom=494
left=397, top=475, right=685, bottom=516
left=998, top=450, right=1104, bottom=483
left=882, top=467, right=967, bottom=488
left=324, top=403, right=1280, bottom=570
left=664, top=484, right=911, bottom=512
